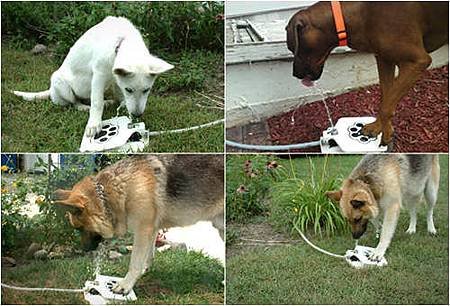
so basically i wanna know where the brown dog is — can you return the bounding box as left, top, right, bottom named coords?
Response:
left=286, top=2, right=448, bottom=145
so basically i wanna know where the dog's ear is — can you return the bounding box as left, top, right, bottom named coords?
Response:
left=113, top=68, right=133, bottom=77
left=53, top=190, right=87, bottom=210
left=147, top=56, right=174, bottom=74
left=325, top=190, right=342, bottom=202
left=53, top=189, right=71, bottom=201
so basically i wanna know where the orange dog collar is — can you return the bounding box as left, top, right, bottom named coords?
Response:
left=331, top=1, right=348, bottom=46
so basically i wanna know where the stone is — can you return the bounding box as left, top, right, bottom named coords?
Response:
left=33, top=249, right=48, bottom=260
left=2, top=256, right=16, bottom=267
left=48, top=252, right=64, bottom=260
left=26, top=242, right=41, bottom=258
left=31, top=44, right=47, bottom=55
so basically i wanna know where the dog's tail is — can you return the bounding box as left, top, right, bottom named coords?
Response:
left=12, top=89, right=50, bottom=101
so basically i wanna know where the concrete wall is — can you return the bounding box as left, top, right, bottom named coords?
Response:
left=227, top=1, right=315, bottom=17
left=226, top=45, right=449, bottom=127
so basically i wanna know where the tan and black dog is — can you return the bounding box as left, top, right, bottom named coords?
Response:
left=54, top=154, right=224, bottom=294
left=326, top=154, right=440, bottom=261
left=286, top=2, right=448, bottom=145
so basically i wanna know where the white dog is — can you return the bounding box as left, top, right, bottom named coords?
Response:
left=13, top=16, right=174, bottom=137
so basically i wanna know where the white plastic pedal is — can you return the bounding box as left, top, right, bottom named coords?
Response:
left=84, top=274, right=137, bottom=305
left=80, top=116, right=149, bottom=153
left=345, top=245, right=387, bottom=269
left=320, top=117, right=388, bottom=153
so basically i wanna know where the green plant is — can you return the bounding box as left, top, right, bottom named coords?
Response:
left=1, top=154, right=131, bottom=256
left=1, top=178, right=34, bottom=253
left=270, top=156, right=348, bottom=236
left=226, top=155, right=282, bottom=222
left=1, top=2, right=224, bottom=57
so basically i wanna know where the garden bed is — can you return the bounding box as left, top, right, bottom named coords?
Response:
left=268, top=65, right=449, bottom=152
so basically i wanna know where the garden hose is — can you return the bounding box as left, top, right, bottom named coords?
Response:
left=148, top=119, right=224, bottom=136
left=292, top=223, right=344, bottom=258
left=1, top=282, right=84, bottom=293
left=116, top=101, right=224, bottom=137
left=225, top=139, right=321, bottom=151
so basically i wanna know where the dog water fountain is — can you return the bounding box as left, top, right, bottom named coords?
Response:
left=83, top=274, right=137, bottom=305
left=320, top=116, right=388, bottom=153
left=80, top=116, right=149, bottom=153
left=344, top=245, right=388, bottom=269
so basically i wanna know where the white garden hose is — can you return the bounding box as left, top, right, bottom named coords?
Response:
left=149, top=118, right=224, bottom=136
left=1, top=282, right=84, bottom=293
left=225, top=139, right=321, bottom=151
left=293, top=223, right=344, bottom=258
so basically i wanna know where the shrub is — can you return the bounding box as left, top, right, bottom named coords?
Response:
left=270, top=156, right=348, bottom=237
left=1, top=154, right=128, bottom=255
left=226, top=155, right=282, bottom=223
left=153, top=50, right=223, bottom=93
left=1, top=2, right=224, bottom=57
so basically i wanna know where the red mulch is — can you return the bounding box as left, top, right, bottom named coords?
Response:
left=267, top=65, right=449, bottom=152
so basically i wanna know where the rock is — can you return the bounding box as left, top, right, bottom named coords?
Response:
left=48, top=252, right=64, bottom=260
left=33, top=249, right=48, bottom=260
left=31, top=44, right=47, bottom=55
left=26, top=243, right=41, bottom=258
left=2, top=256, right=16, bottom=267
left=47, top=242, right=56, bottom=253
left=108, top=250, right=122, bottom=260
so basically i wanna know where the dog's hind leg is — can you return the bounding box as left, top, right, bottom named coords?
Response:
left=211, top=213, right=224, bottom=241
left=405, top=200, right=417, bottom=234
left=424, top=156, right=440, bottom=234
left=49, top=71, right=76, bottom=107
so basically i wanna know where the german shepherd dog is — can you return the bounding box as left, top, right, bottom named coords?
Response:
left=326, top=154, right=439, bottom=261
left=54, top=154, right=224, bottom=294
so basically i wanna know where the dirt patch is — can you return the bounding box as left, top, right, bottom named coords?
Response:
left=227, top=219, right=298, bottom=258
left=268, top=65, right=449, bottom=152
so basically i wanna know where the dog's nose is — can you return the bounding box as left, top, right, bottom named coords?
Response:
left=352, top=231, right=364, bottom=239
left=131, top=111, right=143, bottom=118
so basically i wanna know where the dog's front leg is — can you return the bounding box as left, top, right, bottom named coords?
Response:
left=370, top=202, right=400, bottom=261
left=85, top=71, right=108, bottom=137
left=363, top=52, right=432, bottom=145
left=112, top=226, right=156, bottom=294
left=362, top=57, right=394, bottom=143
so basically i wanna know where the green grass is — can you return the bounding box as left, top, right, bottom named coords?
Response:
left=1, top=41, right=223, bottom=152
left=1, top=249, right=224, bottom=305
left=226, top=154, right=449, bottom=305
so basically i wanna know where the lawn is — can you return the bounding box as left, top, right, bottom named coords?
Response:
left=226, top=154, right=449, bottom=305
left=1, top=249, right=224, bottom=305
left=1, top=42, right=224, bottom=153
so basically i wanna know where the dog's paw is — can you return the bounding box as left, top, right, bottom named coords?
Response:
left=85, top=120, right=102, bottom=138
left=112, top=280, right=133, bottom=295
left=361, top=120, right=382, bottom=138
left=405, top=227, right=416, bottom=235
left=369, top=249, right=385, bottom=262
left=380, top=133, right=393, bottom=147
left=427, top=226, right=437, bottom=235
